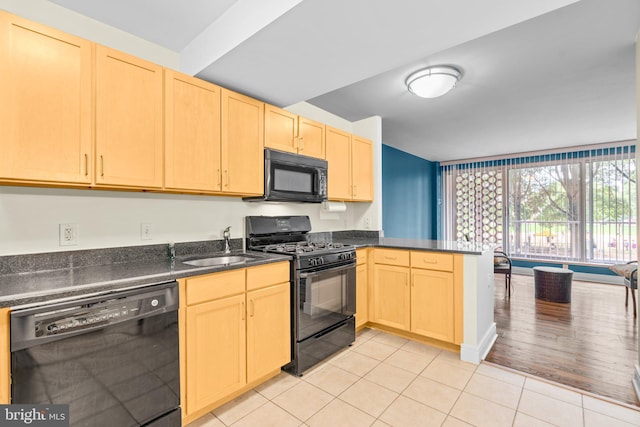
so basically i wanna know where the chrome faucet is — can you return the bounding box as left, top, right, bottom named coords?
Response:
left=223, top=226, right=231, bottom=254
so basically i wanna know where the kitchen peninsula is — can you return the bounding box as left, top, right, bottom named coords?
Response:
left=344, top=236, right=496, bottom=364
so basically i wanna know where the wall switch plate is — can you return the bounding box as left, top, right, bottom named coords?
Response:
left=59, top=223, right=78, bottom=246
left=364, top=218, right=371, bottom=229
left=140, top=223, right=153, bottom=240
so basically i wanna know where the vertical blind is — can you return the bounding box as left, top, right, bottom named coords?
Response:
left=441, top=142, right=636, bottom=264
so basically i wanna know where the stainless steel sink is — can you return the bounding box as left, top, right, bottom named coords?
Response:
left=182, top=255, right=254, bottom=267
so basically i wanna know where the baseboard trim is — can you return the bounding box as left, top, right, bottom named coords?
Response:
left=460, top=322, right=497, bottom=364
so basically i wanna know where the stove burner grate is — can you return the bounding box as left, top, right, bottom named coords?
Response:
left=262, top=241, right=348, bottom=254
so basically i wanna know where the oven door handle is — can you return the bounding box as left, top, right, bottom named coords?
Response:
left=299, top=262, right=355, bottom=278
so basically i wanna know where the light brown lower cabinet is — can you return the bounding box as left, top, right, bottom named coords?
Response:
left=180, top=262, right=290, bottom=424
left=186, top=293, right=246, bottom=411
left=355, top=248, right=369, bottom=328
left=369, top=249, right=463, bottom=346
left=246, top=282, right=290, bottom=381
left=411, top=268, right=454, bottom=342
left=372, top=263, right=411, bottom=331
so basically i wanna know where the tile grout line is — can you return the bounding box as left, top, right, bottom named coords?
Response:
left=200, top=328, right=639, bottom=427
left=483, top=360, right=640, bottom=414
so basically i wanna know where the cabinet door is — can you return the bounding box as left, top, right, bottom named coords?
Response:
left=95, top=45, right=163, bottom=188
left=0, top=13, right=92, bottom=184
left=264, top=105, right=298, bottom=154
left=351, top=136, right=374, bottom=202
left=221, top=89, right=264, bottom=195
left=356, top=263, right=368, bottom=328
left=411, top=269, right=455, bottom=342
left=372, top=264, right=410, bottom=330
left=186, top=294, right=246, bottom=414
left=165, top=70, right=221, bottom=192
left=246, top=282, right=291, bottom=382
left=298, top=116, right=325, bottom=159
left=325, top=126, right=352, bottom=201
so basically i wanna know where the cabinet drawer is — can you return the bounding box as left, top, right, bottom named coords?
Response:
left=246, top=261, right=290, bottom=291
left=410, top=251, right=453, bottom=272
left=186, top=269, right=245, bottom=305
left=356, top=248, right=367, bottom=266
left=374, top=249, right=410, bottom=267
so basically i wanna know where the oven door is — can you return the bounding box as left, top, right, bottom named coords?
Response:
left=297, top=261, right=355, bottom=341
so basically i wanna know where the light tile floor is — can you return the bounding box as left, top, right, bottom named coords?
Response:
left=188, top=328, right=640, bottom=427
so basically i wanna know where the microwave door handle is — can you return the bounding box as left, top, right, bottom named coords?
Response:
left=313, top=169, right=319, bottom=194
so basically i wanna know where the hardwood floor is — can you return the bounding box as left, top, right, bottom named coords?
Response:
left=486, top=273, right=639, bottom=406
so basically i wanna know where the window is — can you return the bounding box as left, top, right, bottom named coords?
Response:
left=442, top=143, right=636, bottom=264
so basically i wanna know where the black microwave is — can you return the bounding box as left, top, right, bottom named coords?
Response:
left=244, top=149, right=328, bottom=203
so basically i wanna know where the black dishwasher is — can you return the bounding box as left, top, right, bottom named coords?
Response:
left=10, top=281, right=181, bottom=427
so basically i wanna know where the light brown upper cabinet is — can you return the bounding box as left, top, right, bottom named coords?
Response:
left=351, top=135, right=374, bottom=201
left=0, top=12, right=92, bottom=185
left=264, top=105, right=325, bottom=159
left=298, top=116, right=326, bottom=159
left=165, top=71, right=221, bottom=193
left=325, top=126, right=352, bottom=200
left=221, top=89, right=264, bottom=196
left=325, top=126, right=374, bottom=202
left=264, top=105, right=297, bottom=154
left=95, top=45, right=163, bottom=189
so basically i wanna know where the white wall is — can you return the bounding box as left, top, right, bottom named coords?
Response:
left=460, top=250, right=497, bottom=364
left=352, top=116, right=383, bottom=232
left=0, top=6, right=383, bottom=256
left=285, top=102, right=383, bottom=232
left=0, top=0, right=179, bottom=68
left=0, top=101, right=382, bottom=255
left=0, top=185, right=370, bottom=255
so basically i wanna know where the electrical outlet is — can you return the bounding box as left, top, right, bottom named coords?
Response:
left=140, top=223, right=153, bottom=240
left=59, top=223, right=78, bottom=246
left=364, top=218, right=371, bottom=229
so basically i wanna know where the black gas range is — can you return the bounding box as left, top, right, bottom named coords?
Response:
left=259, top=241, right=355, bottom=269
left=246, top=216, right=356, bottom=376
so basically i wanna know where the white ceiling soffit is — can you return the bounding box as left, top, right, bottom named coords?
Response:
left=180, top=0, right=304, bottom=77
left=308, top=0, right=640, bottom=162
left=49, top=0, right=240, bottom=51
left=193, top=0, right=580, bottom=106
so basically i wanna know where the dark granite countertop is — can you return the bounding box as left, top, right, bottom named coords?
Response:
left=0, top=246, right=290, bottom=308
left=0, top=234, right=489, bottom=309
left=339, top=237, right=491, bottom=255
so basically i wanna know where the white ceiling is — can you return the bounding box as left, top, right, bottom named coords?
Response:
left=48, top=0, right=639, bottom=162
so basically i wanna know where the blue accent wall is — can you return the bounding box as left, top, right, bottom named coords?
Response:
left=382, top=145, right=439, bottom=239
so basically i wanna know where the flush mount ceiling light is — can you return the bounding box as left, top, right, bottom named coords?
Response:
left=406, top=66, right=462, bottom=98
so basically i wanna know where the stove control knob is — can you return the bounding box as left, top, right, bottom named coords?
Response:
left=310, top=257, right=325, bottom=266
left=339, top=252, right=352, bottom=260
